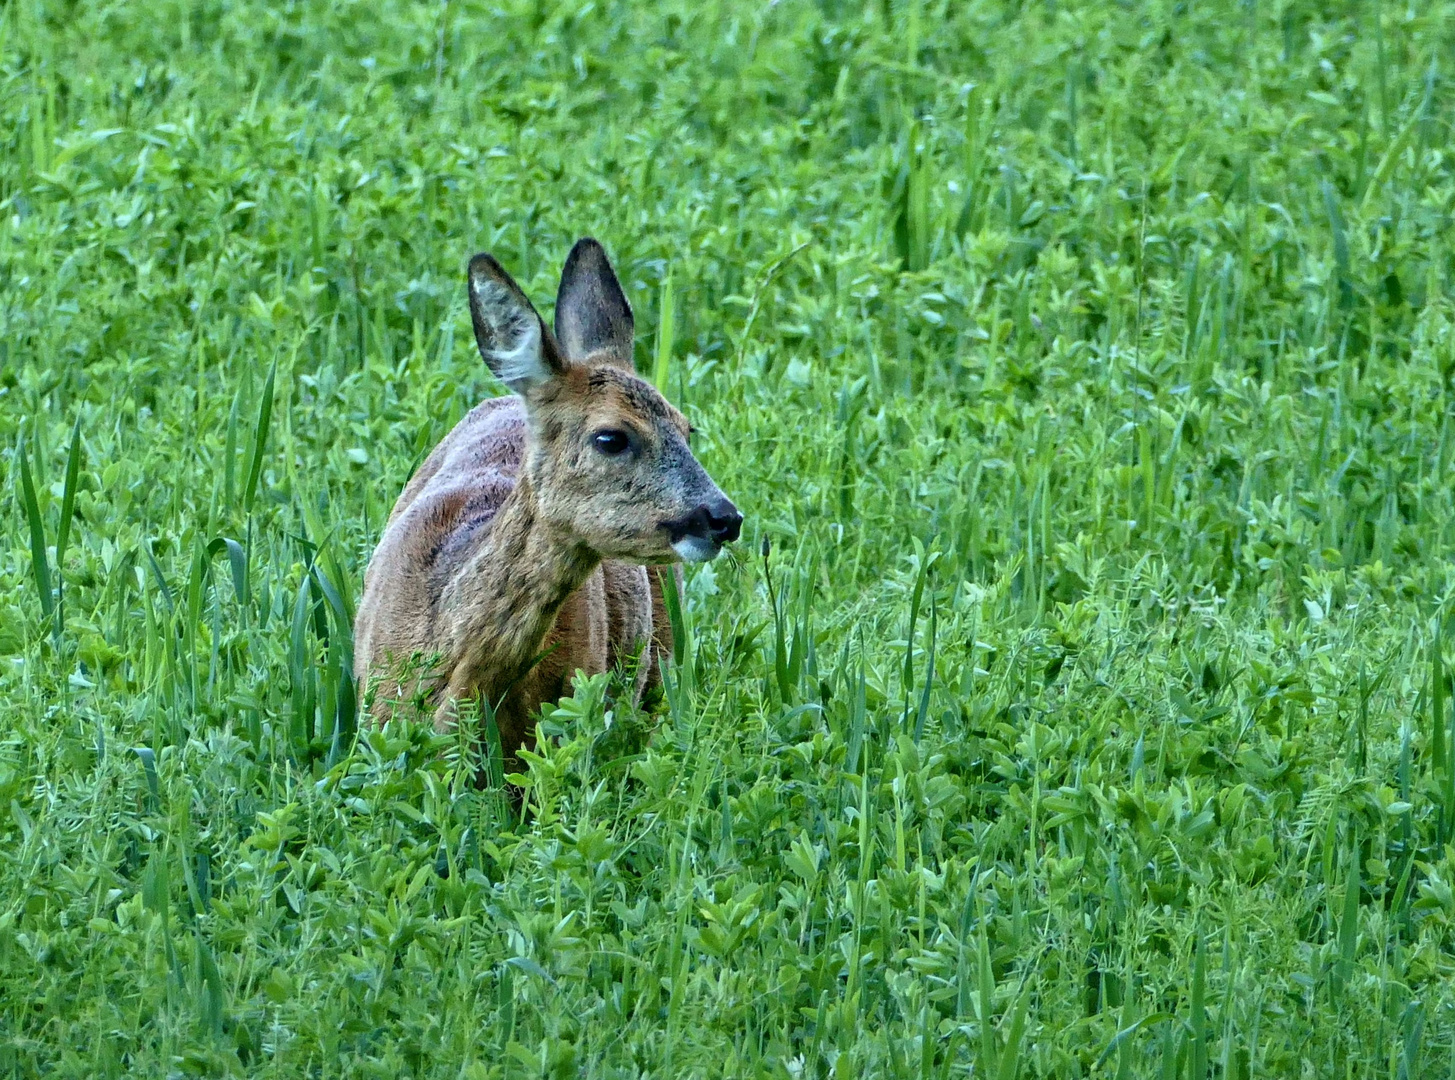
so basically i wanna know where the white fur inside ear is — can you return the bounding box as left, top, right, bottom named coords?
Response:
left=491, top=312, right=545, bottom=388
left=470, top=276, right=549, bottom=389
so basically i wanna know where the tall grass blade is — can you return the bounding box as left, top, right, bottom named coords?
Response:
left=1333, top=830, right=1359, bottom=1000
left=206, top=537, right=249, bottom=607
left=955, top=88, right=985, bottom=239
left=788, top=557, right=813, bottom=695
left=955, top=882, right=976, bottom=1020
left=242, top=359, right=277, bottom=516
left=903, top=542, right=927, bottom=728
left=1396, top=1000, right=1424, bottom=1080
left=480, top=699, right=507, bottom=793
left=141, top=844, right=169, bottom=920
left=313, top=560, right=357, bottom=757
left=1140, top=425, right=1155, bottom=535
left=995, top=981, right=1031, bottom=1080
left=55, top=415, right=81, bottom=566
left=1097, top=1014, right=1176, bottom=1072
left=143, top=541, right=177, bottom=617
left=765, top=546, right=791, bottom=702
left=914, top=599, right=935, bottom=743
left=133, top=746, right=159, bottom=813
left=1321, top=181, right=1352, bottom=312
left=1435, top=627, right=1451, bottom=844
left=661, top=565, right=688, bottom=672
left=1359, top=54, right=1434, bottom=211
left=224, top=382, right=241, bottom=510
left=15, top=430, right=55, bottom=631
left=289, top=571, right=316, bottom=758
left=890, top=116, right=931, bottom=272
left=1445, top=694, right=1455, bottom=848
left=1190, top=932, right=1207, bottom=1079
left=1432, top=630, right=1447, bottom=777
left=654, top=268, right=675, bottom=394
left=184, top=540, right=206, bottom=712
left=847, top=651, right=866, bottom=776
left=907, top=120, right=930, bottom=272
left=194, top=931, right=225, bottom=1038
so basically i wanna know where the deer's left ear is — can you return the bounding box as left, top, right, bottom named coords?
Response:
left=468, top=253, right=566, bottom=393
left=468, top=253, right=564, bottom=392
left=555, top=237, right=635, bottom=370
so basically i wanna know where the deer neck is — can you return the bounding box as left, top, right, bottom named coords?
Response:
left=437, top=473, right=599, bottom=709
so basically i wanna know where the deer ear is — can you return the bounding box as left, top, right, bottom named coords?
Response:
left=468, top=253, right=565, bottom=393
left=554, top=238, right=634, bottom=369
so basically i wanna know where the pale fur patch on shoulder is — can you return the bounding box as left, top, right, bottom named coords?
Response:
left=470, top=276, right=548, bottom=388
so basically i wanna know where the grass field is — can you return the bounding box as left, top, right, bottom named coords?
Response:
left=4, top=0, right=1455, bottom=1075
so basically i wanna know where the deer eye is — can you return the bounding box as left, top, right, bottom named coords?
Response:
left=592, top=429, right=631, bottom=456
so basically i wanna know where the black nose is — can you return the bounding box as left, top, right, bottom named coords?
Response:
left=704, top=496, right=743, bottom=544
left=664, top=497, right=743, bottom=546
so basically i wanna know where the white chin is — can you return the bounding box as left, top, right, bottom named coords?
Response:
left=671, top=536, right=721, bottom=563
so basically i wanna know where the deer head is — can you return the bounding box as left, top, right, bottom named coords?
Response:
left=466, top=238, right=741, bottom=564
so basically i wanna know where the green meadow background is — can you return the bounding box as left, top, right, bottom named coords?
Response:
left=4, top=0, right=1455, bottom=1075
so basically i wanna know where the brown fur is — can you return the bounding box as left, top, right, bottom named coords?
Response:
left=354, top=239, right=737, bottom=765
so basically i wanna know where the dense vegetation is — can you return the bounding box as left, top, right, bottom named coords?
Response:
left=4, top=0, right=1455, bottom=1075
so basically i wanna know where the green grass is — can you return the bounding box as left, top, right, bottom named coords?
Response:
left=3, top=0, right=1455, bottom=1074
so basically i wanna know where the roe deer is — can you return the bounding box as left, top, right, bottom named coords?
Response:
left=353, top=238, right=741, bottom=764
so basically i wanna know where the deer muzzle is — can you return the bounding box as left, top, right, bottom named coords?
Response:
left=664, top=494, right=742, bottom=562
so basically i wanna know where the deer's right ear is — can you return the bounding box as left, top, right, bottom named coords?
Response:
left=555, top=237, right=634, bottom=369
left=468, top=254, right=565, bottom=393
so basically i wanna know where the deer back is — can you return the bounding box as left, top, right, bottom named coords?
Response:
left=354, top=396, right=527, bottom=694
